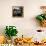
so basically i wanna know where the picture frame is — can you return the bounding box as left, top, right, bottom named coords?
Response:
left=12, top=6, right=24, bottom=17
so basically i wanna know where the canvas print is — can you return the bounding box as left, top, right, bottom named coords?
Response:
left=12, top=6, right=23, bottom=17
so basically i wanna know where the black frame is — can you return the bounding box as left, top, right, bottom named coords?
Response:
left=12, top=6, right=24, bottom=17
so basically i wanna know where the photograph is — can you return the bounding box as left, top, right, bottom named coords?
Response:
left=12, top=6, right=24, bottom=17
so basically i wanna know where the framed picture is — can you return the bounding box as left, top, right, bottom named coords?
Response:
left=12, top=6, right=24, bottom=17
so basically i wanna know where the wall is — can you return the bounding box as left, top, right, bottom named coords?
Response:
left=0, top=0, right=46, bottom=38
